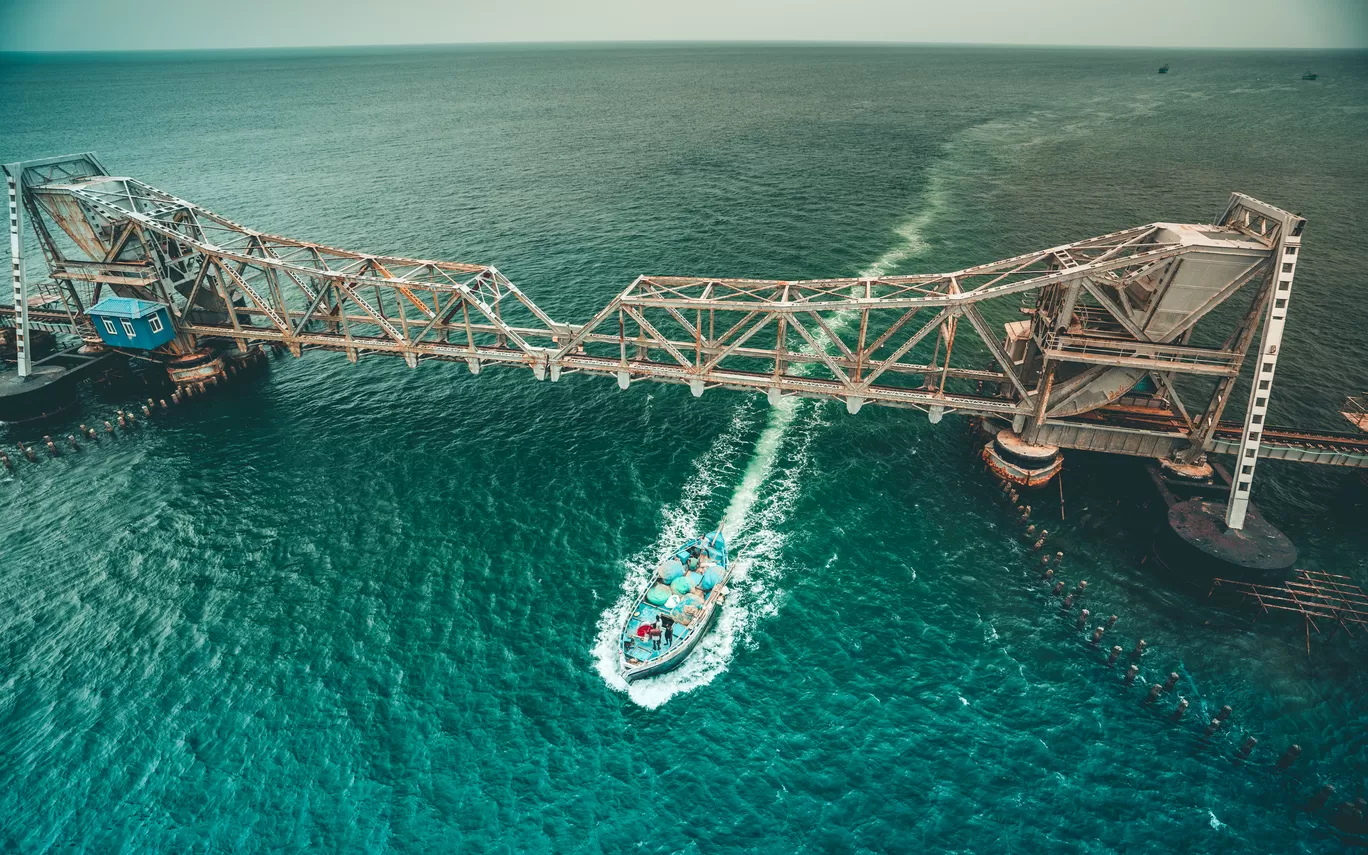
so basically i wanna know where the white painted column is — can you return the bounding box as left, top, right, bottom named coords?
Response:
left=1226, top=219, right=1303, bottom=529
left=6, top=167, right=31, bottom=378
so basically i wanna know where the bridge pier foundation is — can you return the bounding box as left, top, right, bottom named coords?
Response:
left=0, top=365, right=80, bottom=426
left=1159, top=456, right=1214, bottom=482
left=1155, top=499, right=1296, bottom=584
left=982, top=429, right=1063, bottom=488
left=166, top=348, right=226, bottom=389
left=1146, top=460, right=1297, bottom=584
left=225, top=344, right=265, bottom=377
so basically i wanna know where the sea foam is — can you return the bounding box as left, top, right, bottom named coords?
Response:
left=593, top=163, right=944, bottom=706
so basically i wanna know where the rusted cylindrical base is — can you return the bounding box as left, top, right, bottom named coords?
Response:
left=982, top=429, right=1063, bottom=488
left=166, top=348, right=226, bottom=388
left=1159, top=457, right=1215, bottom=482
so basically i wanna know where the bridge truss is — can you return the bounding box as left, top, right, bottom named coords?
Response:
left=5, top=154, right=1364, bottom=528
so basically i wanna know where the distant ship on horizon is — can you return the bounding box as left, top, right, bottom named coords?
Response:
left=1302, top=70, right=1319, bottom=81
left=1158, top=64, right=1169, bottom=74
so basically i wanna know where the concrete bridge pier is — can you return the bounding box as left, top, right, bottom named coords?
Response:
left=1148, top=458, right=1297, bottom=584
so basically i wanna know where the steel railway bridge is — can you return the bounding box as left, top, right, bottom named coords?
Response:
left=5, top=154, right=1367, bottom=534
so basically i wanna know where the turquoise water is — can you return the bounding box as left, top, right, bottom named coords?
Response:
left=2, top=45, right=1368, bottom=852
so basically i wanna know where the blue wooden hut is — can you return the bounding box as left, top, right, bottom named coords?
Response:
left=88, top=297, right=176, bottom=350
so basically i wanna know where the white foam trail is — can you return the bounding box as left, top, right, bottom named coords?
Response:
left=595, top=148, right=949, bottom=707
left=721, top=399, right=799, bottom=536
left=859, top=160, right=950, bottom=279
left=592, top=401, right=820, bottom=709
left=591, top=405, right=759, bottom=707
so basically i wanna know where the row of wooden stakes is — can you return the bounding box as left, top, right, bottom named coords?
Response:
left=984, top=462, right=1367, bottom=838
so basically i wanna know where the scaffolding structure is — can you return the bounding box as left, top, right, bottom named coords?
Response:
left=1209, top=570, right=1368, bottom=649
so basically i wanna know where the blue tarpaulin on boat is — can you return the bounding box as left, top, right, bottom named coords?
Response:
left=646, top=584, right=672, bottom=606
left=660, top=558, right=686, bottom=582
left=700, top=565, right=724, bottom=590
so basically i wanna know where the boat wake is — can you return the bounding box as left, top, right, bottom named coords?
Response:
left=591, top=398, right=821, bottom=708
left=593, top=95, right=1195, bottom=705
left=593, top=148, right=949, bottom=708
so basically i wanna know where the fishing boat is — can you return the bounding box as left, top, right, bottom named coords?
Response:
left=1158, top=64, right=1169, bottom=74
left=619, top=527, right=730, bottom=681
left=1302, top=70, right=1318, bottom=81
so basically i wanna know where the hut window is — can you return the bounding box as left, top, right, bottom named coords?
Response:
left=102, top=319, right=116, bottom=335
left=148, top=314, right=164, bottom=334
left=121, top=320, right=136, bottom=338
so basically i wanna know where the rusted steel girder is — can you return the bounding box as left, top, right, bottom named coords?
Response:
left=7, top=156, right=1318, bottom=514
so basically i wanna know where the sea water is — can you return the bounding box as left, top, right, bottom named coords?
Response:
left=1, top=45, right=1367, bottom=853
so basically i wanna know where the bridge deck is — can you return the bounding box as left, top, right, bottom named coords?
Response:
left=5, top=154, right=1361, bottom=480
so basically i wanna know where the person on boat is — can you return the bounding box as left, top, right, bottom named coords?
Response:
left=649, top=619, right=663, bottom=650
left=659, top=614, right=675, bottom=647
left=686, top=549, right=700, bottom=572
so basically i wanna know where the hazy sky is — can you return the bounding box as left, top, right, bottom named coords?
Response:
left=2, top=0, right=1365, bottom=52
